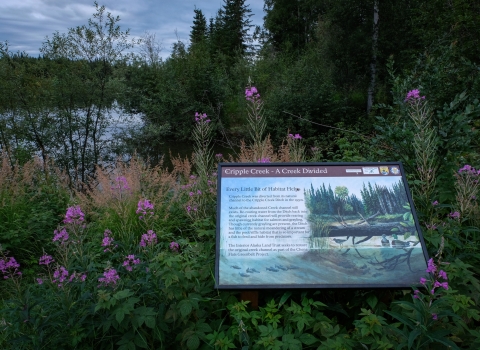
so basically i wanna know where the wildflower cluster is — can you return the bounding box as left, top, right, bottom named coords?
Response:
left=449, top=211, right=460, bottom=219
left=123, top=255, right=141, bottom=271
left=195, top=112, right=210, bottom=123
left=136, top=199, right=154, bottom=220
left=0, top=255, right=21, bottom=279
left=412, top=257, right=449, bottom=320
left=101, top=229, right=116, bottom=252
left=287, top=132, right=305, bottom=162
left=288, top=133, right=302, bottom=140
left=169, top=241, right=180, bottom=252
left=140, top=230, right=157, bottom=248
left=53, top=228, right=69, bottom=244
left=186, top=205, right=198, bottom=213
left=245, top=85, right=266, bottom=160
left=98, top=268, right=120, bottom=288
left=257, top=157, right=270, bottom=163
left=404, top=89, right=426, bottom=102
left=64, top=205, right=85, bottom=225
left=245, top=86, right=261, bottom=102
left=454, top=164, right=479, bottom=221
left=182, top=171, right=217, bottom=218
left=39, top=254, right=54, bottom=266
left=458, top=164, right=480, bottom=175
left=53, top=266, right=69, bottom=287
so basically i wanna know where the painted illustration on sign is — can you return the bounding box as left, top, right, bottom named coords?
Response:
left=216, top=163, right=429, bottom=288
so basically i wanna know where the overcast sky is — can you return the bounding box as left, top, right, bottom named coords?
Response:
left=0, top=0, right=265, bottom=59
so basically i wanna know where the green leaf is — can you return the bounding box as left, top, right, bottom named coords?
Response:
left=279, top=292, right=291, bottom=308
left=366, top=295, right=378, bottom=310
left=179, top=300, right=193, bottom=318
left=134, top=334, right=149, bottom=348
left=299, top=333, right=319, bottom=346
left=196, top=322, right=212, bottom=333
left=408, top=328, right=422, bottom=349
left=145, top=316, right=155, bottom=329
left=114, top=289, right=133, bottom=300
left=117, top=342, right=136, bottom=350
left=384, top=310, right=415, bottom=329
left=186, top=334, right=200, bottom=350
left=282, top=334, right=302, bottom=350
left=115, top=309, right=126, bottom=324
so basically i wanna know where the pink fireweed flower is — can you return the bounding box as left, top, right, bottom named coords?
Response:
left=257, top=157, right=270, bottom=163
left=170, top=241, right=180, bottom=252
left=136, top=199, right=154, bottom=220
left=405, top=89, right=426, bottom=102
left=102, top=229, right=116, bottom=252
left=432, top=200, right=439, bottom=206
left=36, top=278, right=43, bottom=285
left=64, top=205, right=85, bottom=225
left=432, top=313, right=438, bottom=320
left=39, top=254, right=54, bottom=266
left=288, top=133, right=302, bottom=139
left=439, top=270, right=448, bottom=280
left=434, top=281, right=449, bottom=290
left=426, top=258, right=437, bottom=274
left=195, top=112, right=210, bottom=123
left=140, top=230, right=157, bottom=247
left=449, top=211, right=460, bottom=219
left=0, top=256, right=21, bottom=279
left=413, top=290, right=420, bottom=299
left=98, top=268, right=120, bottom=287
left=123, top=255, right=141, bottom=271
left=458, top=164, right=479, bottom=175
left=53, top=266, right=69, bottom=287
left=245, top=86, right=261, bottom=102
left=53, top=228, right=69, bottom=244
left=420, top=277, right=427, bottom=285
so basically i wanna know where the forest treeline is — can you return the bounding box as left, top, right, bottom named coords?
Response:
left=1, top=0, right=480, bottom=185
left=305, top=180, right=408, bottom=218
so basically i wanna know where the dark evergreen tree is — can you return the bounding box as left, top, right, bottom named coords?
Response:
left=263, top=0, right=323, bottom=54
left=189, top=8, right=207, bottom=47
left=208, top=0, right=253, bottom=65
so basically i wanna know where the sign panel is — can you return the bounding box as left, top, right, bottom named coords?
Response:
left=215, top=162, right=429, bottom=289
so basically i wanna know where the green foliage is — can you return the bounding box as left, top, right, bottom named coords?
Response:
left=0, top=156, right=69, bottom=275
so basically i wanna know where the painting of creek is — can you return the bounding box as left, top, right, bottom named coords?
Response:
left=218, top=175, right=429, bottom=287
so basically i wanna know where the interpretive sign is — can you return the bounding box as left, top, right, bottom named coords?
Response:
left=215, top=162, right=429, bottom=289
